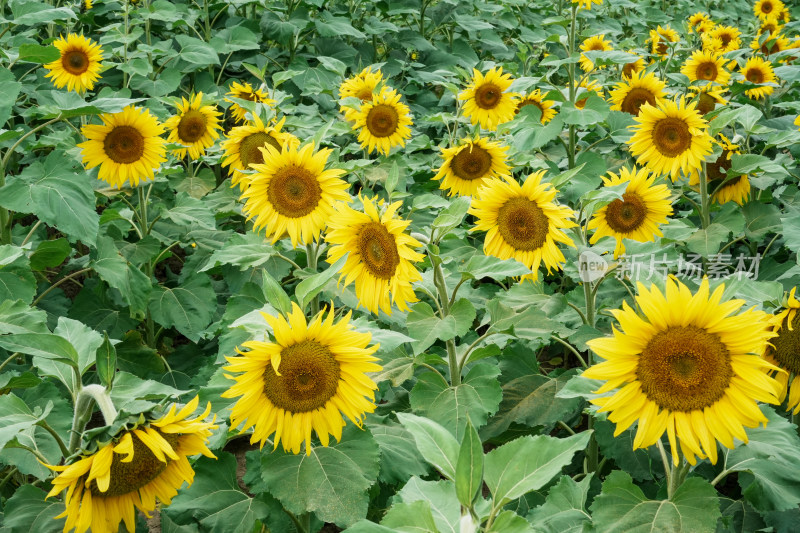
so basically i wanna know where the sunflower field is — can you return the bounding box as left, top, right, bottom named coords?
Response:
left=3, top=0, right=800, bottom=531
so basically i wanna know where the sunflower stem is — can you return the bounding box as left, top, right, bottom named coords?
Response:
left=68, top=384, right=118, bottom=454
left=566, top=3, right=578, bottom=169
left=306, top=242, right=320, bottom=315
left=582, top=279, right=596, bottom=329
left=432, top=255, right=461, bottom=386
left=667, top=448, right=690, bottom=499
left=699, top=161, right=711, bottom=230
left=138, top=184, right=150, bottom=238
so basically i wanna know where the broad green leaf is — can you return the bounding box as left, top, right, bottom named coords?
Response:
left=95, top=332, right=116, bottom=390
left=717, top=498, right=765, bottom=533
left=0, top=68, right=22, bottom=127
left=0, top=485, right=65, bottom=533
left=148, top=274, right=216, bottom=341
left=432, top=196, right=471, bottom=239
left=396, top=412, right=459, bottom=480
left=110, top=372, right=187, bottom=415
left=0, top=299, right=48, bottom=334
left=685, top=223, right=729, bottom=258
left=53, top=317, right=103, bottom=374
left=29, top=239, right=71, bottom=271
left=261, top=269, right=291, bottom=316
left=0, top=394, right=53, bottom=452
left=315, top=12, right=367, bottom=38
left=173, top=169, right=216, bottom=199
left=486, top=511, right=533, bottom=533
left=742, top=202, right=781, bottom=240
left=369, top=422, right=430, bottom=484
left=406, top=302, right=458, bottom=355
left=450, top=298, right=476, bottom=338
left=17, top=44, right=60, bottom=63
left=209, top=26, right=260, bottom=53
left=295, top=255, right=347, bottom=311
left=10, top=1, right=76, bottom=25
left=484, top=431, right=591, bottom=506
left=459, top=255, right=531, bottom=281
left=162, top=193, right=216, bottom=230
left=380, top=501, right=438, bottom=532
left=0, top=333, right=79, bottom=366
left=455, top=418, right=484, bottom=507
left=176, top=34, right=220, bottom=67
left=36, top=92, right=143, bottom=119
left=594, top=417, right=660, bottom=482
left=527, top=475, right=592, bottom=533
left=199, top=232, right=277, bottom=272
left=397, top=477, right=460, bottom=533
left=780, top=209, right=800, bottom=253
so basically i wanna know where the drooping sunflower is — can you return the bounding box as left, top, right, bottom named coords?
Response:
left=45, top=397, right=216, bottom=533
left=222, top=303, right=382, bottom=455
left=459, top=67, right=519, bottom=130
left=433, top=136, right=511, bottom=197
left=241, top=142, right=350, bottom=248
left=704, top=25, right=742, bottom=54
left=572, top=0, right=602, bottom=9
left=351, top=88, right=413, bottom=156
left=627, top=97, right=713, bottom=182
left=588, top=166, right=673, bottom=258
left=43, top=33, right=104, bottom=93
left=579, top=35, right=614, bottom=72
left=220, top=115, right=299, bottom=188
left=163, top=92, right=222, bottom=160
left=78, top=106, right=167, bottom=189
left=740, top=56, right=777, bottom=99
left=766, top=287, right=800, bottom=415
left=621, top=52, right=646, bottom=79
left=225, top=81, right=276, bottom=123
left=469, top=171, right=576, bottom=281
left=583, top=276, right=781, bottom=465
left=516, top=90, right=557, bottom=124
left=688, top=84, right=728, bottom=115
left=338, top=66, right=385, bottom=121
left=750, top=32, right=791, bottom=58
left=609, top=70, right=667, bottom=116
left=689, top=134, right=750, bottom=205
left=755, top=0, right=785, bottom=20
left=325, top=196, right=424, bottom=315
left=680, top=50, right=731, bottom=86
left=648, top=25, right=680, bottom=56
left=688, top=12, right=711, bottom=33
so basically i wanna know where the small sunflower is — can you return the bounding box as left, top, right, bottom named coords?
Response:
left=575, top=79, right=604, bottom=109
left=680, top=50, right=731, bottom=86
left=755, top=0, right=785, bottom=20
left=739, top=56, right=777, bottom=99
left=572, top=0, right=602, bottom=9
left=433, top=136, right=511, bottom=197
left=78, top=106, right=167, bottom=189
left=750, top=32, right=791, bottom=58
left=758, top=15, right=783, bottom=36
left=609, top=70, right=667, bottom=116
left=688, top=84, right=728, bottom=115
left=766, top=287, right=800, bottom=415
left=705, top=25, right=742, bottom=54
left=648, top=25, right=680, bottom=56
left=225, top=81, right=275, bottom=123
left=579, top=35, right=614, bottom=72
left=584, top=277, right=781, bottom=465
left=325, top=195, right=424, bottom=315
left=222, top=303, right=382, bottom=455
left=338, top=66, right=384, bottom=121
left=588, top=166, right=673, bottom=258
left=45, top=397, right=216, bottom=533
left=241, top=142, right=350, bottom=248
left=351, top=88, right=413, bottom=156
left=689, top=134, right=750, bottom=205
left=163, top=92, right=222, bottom=160
left=621, top=52, right=646, bottom=79
left=627, top=97, right=713, bottom=181
left=469, top=171, right=576, bottom=281
left=459, top=67, right=520, bottom=130
left=795, top=115, right=800, bottom=130
left=80, top=0, right=93, bottom=13
left=43, top=33, right=104, bottom=93
left=688, top=12, right=711, bottom=33
left=220, top=115, right=299, bottom=189
left=516, top=89, right=557, bottom=124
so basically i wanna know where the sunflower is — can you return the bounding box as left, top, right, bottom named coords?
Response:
left=241, top=142, right=350, bottom=248
left=572, top=0, right=602, bottom=9
left=796, top=115, right=800, bottom=130
left=45, top=397, right=216, bottom=533
left=469, top=171, right=576, bottom=281
left=755, top=0, right=785, bottom=20
left=704, top=25, right=742, bottom=54
left=220, top=115, right=299, bottom=188
left=459, top=67, right=520, bottom=130
left=575, top=79, right=604, bottom=109
left=621, top=52, right=646, bottom=79
left=350, top=88, right=413, bottom=156
left=766, top=288, right=800, bottom=415
left=750, top=32, right=791, bottom=57
left=584, top=276, right=781, bottom=465
left=688, top=84, right=728, bottom=115
left=609, top=70, right=667, bottom=116
left=759, top=15, right=783, bottom=36
left=338, top=66, right=385, bottom=121
left=579, top=35, right=614, bottom=72
left=433, top=136, right=511, bottom=197
left=648, top=25, right=679, bottom=56
left=740, top=56, right=777, bottom=99
left=225, top=81, right=275, bottom=124
left=627, top=97, right=713, bottom=182
left=80, top=0, right=93, bottom=13
left=688, top=134, right=750, bottom=205
left=222, top=303, right=382, bottom=455
left=325, top=196, right=424, bottom=315
left=688, top=12, right=711, bottom=33
left=588, top=166, right=673, bottom=258
left=43, top=34, right=103, bottom=93
left=163, top=93, right=222, bottom=160
left=680, top=50, right=731, bottom=86
left=78, top=106, right=167, bottom=189
left=516, top=90, right=557, bottom=124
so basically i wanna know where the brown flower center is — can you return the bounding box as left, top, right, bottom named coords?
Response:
left=770, top=311, right=800, bottom=375
left=761, top=1, right=774, bottom=13
left=62, top=50, right=90, bottom=75
left=366, top=104, right=399, bottom=138
left=497, top=197, right=549, bottom=251
left=266, top=165, right=322, bottom=218
left=262, top=340, right=341, bottom=412
left=621, top=87, right=657, bottom=116
left=696, top=93, right=717, bottom=115
left=652, top=117, right=692, bottom=158
left=356, top=87, right=373, bottom=101
left=357, top=222, right=400, bottom=279
left=177, top=109, right=208, bottom=143
left=475, top=83, right=502, bottom=110
left=604, top=192, right=647, bottom=233
left=745, top=68, right=765, bottom=84
left=696, top=61, right=719, bottom=81
left=719, top=33, right=733, bottom=46
left=706, top=149, right=741, bottom=187
left=239, top=132, right=281, bottom=169
left=103, top=125, right=145, bottom=164
left=623, top=62, right=641, bottom=79
left=451, top=144, right=492, bottom=181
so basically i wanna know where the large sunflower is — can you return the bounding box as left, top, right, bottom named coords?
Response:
left=588, top=166, right=673, bottom=258
left=78, top=105, right=167, bottom=189
left=225, top=81, right=275, bottom=123
left=433, top=136, right=511, bottom=197
left=704, top=25, right=742, bottom=54
left=220, top=115, right=299, bottom=189
left=627, top=97, right=713, bottom=181
left=351, top=88, right=413, bottom=156
left=688, top=84, right=728, bottom=115
left=689, top=134, right=750, bottom=205
left=241, top=142, right=350, bottom=248
left=766, top=287, right=800, bottom=415
left=609, top=70, right=667, bottom=116
left=680, top=50, right=731, bottom=86
left=516, top=89, right=557, bottom=124
left=163, top=92, right=222, bottom=160
left=325, top=195, right=424, bottom=314
left=222, top=303, right=382, bottom=455
left=579, top=35, right=614, bottom=72
left=469, top=171, right=576, bottom=281
left=648, top=25, right=679, bottom=56
left=44, top=33, right=104, bottom=93
left=459, top=67, right=519, bottom=130
left=740, top=56, right=777, bottom=99
left=45, top=397, right=216, bottom=533
left=338, top=66, right=384, bottom=121
left=583, top=277, right=781, bottom=465
left=755, top=0, right=784, bottom=20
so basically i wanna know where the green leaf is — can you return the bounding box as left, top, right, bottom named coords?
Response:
left=0, top=333, right=79, bottom=366
left=176, top=34, right=220, bottom=67
left=259, top=425, right=380, bottom=527
left=396, top=412, right=460, bottom=480
left=10, top=1, right=76, bottom=25
left=199, top=232, right=276, bottom=272
left=487, top=511, right=533, bottom=533
left=685, top=223, right=729, bottom=258
left=459, top=255, right=531, bottom=281
left=37, top=92, right=143, bottom=119
left=594, top=417, right=660, bottom=482
left=295, top=255, right=347, bottom=312
left=174, top=169, right=216, bottom=199
left=455, top=418, right=484, bottom=507
left=432, top=196, right=471, bottom=238
left=527, top=475, right=592, bottom=533
left=0, top=393, right=53, bottom=452
left=261, top=269, right=291, bottom=316
left=450, top=298, right=476, bottom=338
left=0, top=68, right=22, bottom=127
left=0, top=485, right=65, bottom=533
left=29, top=238, right=71, bottom=271
left=484, top=431, right=591, bottom=506
left=91, top=236, right=152, bottom=317
left=148, top=274, right=216, bottom=341
left=315, top=12, right=367, bottom=39
left=559, top=95, right=610, bottom=127
left=381, top=501, right=439, bottom=532
left=780, top=209, right=800, bottom=254
left=95, top=332, right=116, bottom=390
left=209, top=26, right=260, bottom=53
left=0, top=299, right=48, bottom=334
left=162, top=193, right=216, bottom=230
left=743, top=202, right=781, bottom=240
left=17, top=43, right=60, bottom=63
left=110, top=372, right=187, bottom=415
left=369, top=422, right=430, bottom=484
left=406, top=302, right=458, bottom=355
left=590, top=471, right=720, bottom=533
left=397, top=477, right=461, bottom=533
left=53, top=316, right=103, bottom=374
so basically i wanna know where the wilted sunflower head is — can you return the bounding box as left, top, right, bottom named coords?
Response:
left=43, top=33, right=104, bottom=93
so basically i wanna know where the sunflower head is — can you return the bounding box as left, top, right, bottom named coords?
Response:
left=574, top=79, right=604, bottom=109
left=755, top=0, right=785, bottom=20
left=339, top=66, right=384, bottom=102
left=225, top=81, right=276, bottom=123
left=220, top=115, right=300, bottom=188
left=740, top=56, right=777, bottom=99
left=433, top=136, right=511, bottom=197
left=351, top=88, right=413, bottom=155
left=516, top=89, right=557, bottom=124
left=687, top=12, right=710, bottom=33
left=648, top=25, right=679, bottom=56
left=680, top=50, right=731, bottom=85
left=621, top=52, right=646, bottom=79
left=705, top=25, right=742, bottom=54
left=689, top=134, right=750, bottom=205
left=763, top=287, right=800, bottom=415
left=750, top=31, right=791, bottom=57
left=44, top=33, right=104, bottom=93
left=688, top=84, right=728, bottom=115
left=459, top=67, right=520, bottom=130
left=758, top=14, right=783, bottom=36
left=572, top=0, right=602, bottom=9
left=609, top=70, right=667, bottom=116
left=164, top=92, right=222, bottom=160
left=579, top=35, right=614, bottom=72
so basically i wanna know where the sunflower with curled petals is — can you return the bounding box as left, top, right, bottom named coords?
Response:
left=648, top=25, right=679, bottom=56
left=766, top=288, right=800, bottom=415
left=222, top=304, right=382, bottom=455
left=459, top=67, right=520, bottom=130
left=583, top=277, right=781, bottom=466
left=220, top=115, right=299, bottom=189
left=516, top=90, right=557, bottom=124
left=740, top=56, right=778, bottom=99
left=241, top=142, right=350, bottom=248
left=164, top=92, right=222, bottom=160
left=45, top=398, right=216, bottom=533
left=44, top=33, right=104, bottom=93
left=433, top=136, right=511, bottom=197
left=325, top=196, right=424, bottom=315
left=352, top=88, right=413, bottom=156
left=579, top=35, right=614, bottom=72
left=627, top=97, right=713, bottom=182
left=225, top=81, right=275, bottom=123
left=609, top=70, right=667, bottom=116
left=588, top=166, right=673, bottom=258
left=681, top=50, right=731, bottom=86
left=688, top=84, right=728, bottom=115
left=469, top=171, right=576, bottom=281
left=338, top=66, right=385, bottom=121
left=689, top=134, right=750, bottom=205
left=78, top=106, right=167, bottom=189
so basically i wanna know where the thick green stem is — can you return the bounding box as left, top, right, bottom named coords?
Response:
left=138, top=184, right=150, bottom=238
left=306, top=242, right=320, bottom=315
left=585, top=416, right=598, bottom=473
left=68, top=384, right=118, bottom=454
left=667, top=447, right=689, bottom=499
left=583, top=279, right=595, bottom=328
left=699, top=161, right=710, bottom=230
left=432, top=258, right=461, bottom=385
left=566, top=4, right=578, bottom=169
